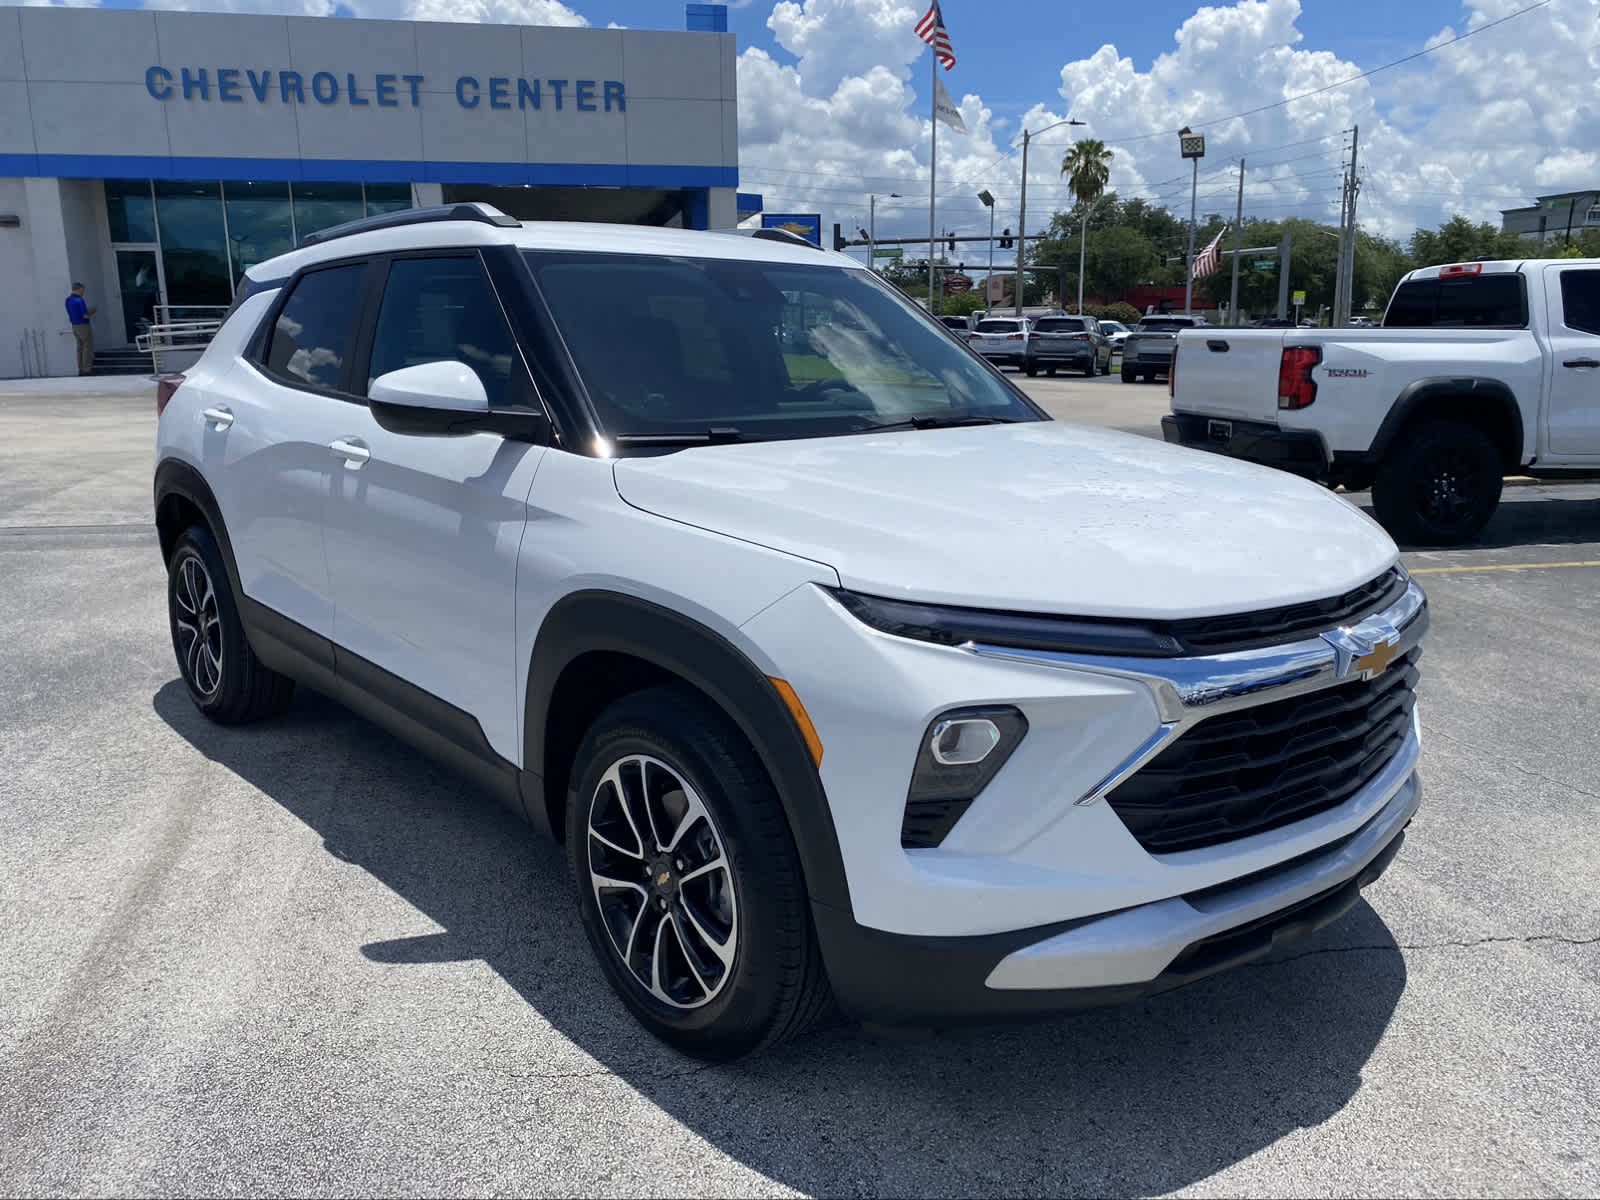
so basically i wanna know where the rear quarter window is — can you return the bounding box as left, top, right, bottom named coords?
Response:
left=1383, top=275, right=1529, bottom=328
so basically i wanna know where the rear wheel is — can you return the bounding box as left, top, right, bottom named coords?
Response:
left=1121, top=366, right=1137, bottom=383
left=167, top=525, right=294, bottom=723
left=1082, top=358, right=1096, bottom=377
left=1100, top=354, right=1112, bottom=375
left=1371, top=420, right=1503, bottom=546
left=1045, top=367, right=1056, bottom=377
left=1024, top=364, right=1038, bottom=377
left=567, top=684, right=831, bottom=1061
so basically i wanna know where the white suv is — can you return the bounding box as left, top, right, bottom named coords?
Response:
left=154, top=203, right=1427, bottom=1060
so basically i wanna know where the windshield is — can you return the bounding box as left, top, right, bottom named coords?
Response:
left=527, top=251, right=1041, bottom=442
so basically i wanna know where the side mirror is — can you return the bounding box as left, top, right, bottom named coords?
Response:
left=368, top=360, right=549, bottom=442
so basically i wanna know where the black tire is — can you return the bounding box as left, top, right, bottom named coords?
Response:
left=167, top=525, right=295, bottom=723
left=1082, top=358, right=1096, bottom=377
left=566, top=683, right=831, bottom=1061
left=1371, top=420, right=1503, bottom=545
left=1045, top=367, right=1056, bottom=377
left=1024, top=364, right=1038, bottom=377
left=1100, top=355, right=1112, bottom=375
left=1121, top=366, right=1137, bottom=383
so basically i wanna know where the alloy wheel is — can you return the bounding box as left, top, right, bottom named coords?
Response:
left=586, top=754, right=738, bottom=1009
left=173, top=554, right=223, bottom=696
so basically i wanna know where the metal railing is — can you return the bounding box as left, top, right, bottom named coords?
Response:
left=136, top=305, right=230, bottom=373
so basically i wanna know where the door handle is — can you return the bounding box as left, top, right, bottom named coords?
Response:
left=329, top=438, right=371, bottom=468
left=1563, top=357, right=1600, bottom=368
left=201, top=406, right=234, bottom=429
left=1206, top=339, right=1230, bottom=352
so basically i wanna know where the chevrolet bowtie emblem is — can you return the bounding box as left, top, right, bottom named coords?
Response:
left=1353, top=638, right=1398, bottom=678
left=1322, top=622, right=1402, bottom=680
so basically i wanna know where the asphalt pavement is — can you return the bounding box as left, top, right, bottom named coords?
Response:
left=0, top=380, right=1596, bottom=1198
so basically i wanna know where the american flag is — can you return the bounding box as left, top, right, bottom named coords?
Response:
left=1191, top=227, right=1225, bottom=281
left=915, top=1, right=956, bottom=70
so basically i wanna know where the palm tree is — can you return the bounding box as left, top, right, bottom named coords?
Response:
left=1060, top=138, right=1113, bottom=312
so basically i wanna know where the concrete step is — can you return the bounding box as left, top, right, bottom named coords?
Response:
left=92, top=349, right=154, bottom=376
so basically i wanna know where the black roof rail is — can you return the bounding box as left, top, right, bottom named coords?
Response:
left=297, top=201, right=520, bottom=248
left=747, top=227, right=827, bottom=251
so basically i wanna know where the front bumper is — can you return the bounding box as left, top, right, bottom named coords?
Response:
left=1163, top=412, right=1330, bottom=480
left=816, top=771, right=1417, bottom=1024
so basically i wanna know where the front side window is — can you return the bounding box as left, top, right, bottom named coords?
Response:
left=1559, top=269, right=1600, bottom=336
left=367, top=256, right=521, bottom=406
left=527, top=252, right=1041, bottom=442
left=263, top=263, right=366, bottom=391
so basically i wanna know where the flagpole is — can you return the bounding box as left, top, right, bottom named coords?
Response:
left=928, top=48, right=937, bottom=314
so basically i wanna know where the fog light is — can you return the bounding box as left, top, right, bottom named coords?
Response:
left=930, top=717, right=1001, bottom=765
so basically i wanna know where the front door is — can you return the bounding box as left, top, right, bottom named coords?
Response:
left=1543, top=267, right=1600, bottom=458
left=113, top=247, right=165, bottom=344
left=323, top=252, right=547, bottom=763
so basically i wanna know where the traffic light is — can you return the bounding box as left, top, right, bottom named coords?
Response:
left=832, top=223, right=847, bottom=251
left=947, top=235, right=956, bottom=254
left=999, top=228, right=1013, bottom=249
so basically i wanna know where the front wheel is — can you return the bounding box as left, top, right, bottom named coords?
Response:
left=1371, top=420, right=1503, bottom=545
left=567, top=684, right=831, bottom=1061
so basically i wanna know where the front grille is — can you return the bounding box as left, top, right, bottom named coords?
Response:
left=1162, top=569, right=1407, bottom=655
left=1106, top=647, right=1420, bottom=854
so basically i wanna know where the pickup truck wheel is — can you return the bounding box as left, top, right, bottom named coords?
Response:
left=1372, top=420, right=1503, bottom=546
left=167, top=525, right=295, bottom=723
left=567, top=683, right=831, bottom=1061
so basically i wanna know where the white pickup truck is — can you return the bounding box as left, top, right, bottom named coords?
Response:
left=1163, top=259, right=1600, bottom=543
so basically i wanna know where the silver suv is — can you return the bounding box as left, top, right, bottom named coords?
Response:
left=968, top=316, right=1031, bottom=370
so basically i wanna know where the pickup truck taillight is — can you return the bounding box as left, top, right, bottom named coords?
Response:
left=1277, top=346, right=1321, bottom=410
left=156, top=373, right=186, bottom=417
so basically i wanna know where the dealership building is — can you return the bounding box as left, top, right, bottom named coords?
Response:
left=1, top=2, right=757, bottom=378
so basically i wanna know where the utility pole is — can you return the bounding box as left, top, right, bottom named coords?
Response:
left=1342, top=124, right=1360, bottom=326
left=1014, top=129, right=1029, bottom=316
left=1229, top=156, right=1244, bottom=325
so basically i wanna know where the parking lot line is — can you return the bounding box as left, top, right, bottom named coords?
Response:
left=1408, top=560, right=1600, bottom=575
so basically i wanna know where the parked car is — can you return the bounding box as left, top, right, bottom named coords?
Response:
left=153, top=202, right=1427, bottom=1060
left=1121, top=313, right=1205, bottom=382
left=967, top=315, right=1032, bottom=369
left=937, top=314, right=972, bottom=336
left=1164, top=257, right=1600, bottom=544
left=1097, top=319, right=1132, bottom=350
left=1025, top=315, right=1112, bottom=377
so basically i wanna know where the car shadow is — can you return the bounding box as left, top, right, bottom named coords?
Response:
left=153, top=679, right=1407, bottom=1198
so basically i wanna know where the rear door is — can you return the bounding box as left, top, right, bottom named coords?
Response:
left=1542, top=266, right=1600, bottom=458
left=321, top=250, right=548, bottom=763
left=207, top=260, right=371, bottom=638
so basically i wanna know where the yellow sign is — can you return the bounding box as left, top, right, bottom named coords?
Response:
left=1292, top=290, right=1306, bottom=306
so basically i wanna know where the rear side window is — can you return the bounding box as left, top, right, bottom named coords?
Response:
left=367, top=256, right=521, bottom=406
left=1383, top=275, right=1528, bottom=328
left=1033, top=318, right=1086, bottom=332
left=1559, top=269, right=1600, bottom=336
left=264, top=264, right=366, bottom=390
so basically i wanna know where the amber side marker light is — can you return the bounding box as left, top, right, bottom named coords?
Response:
left=768, top=677, right=824, bottom=767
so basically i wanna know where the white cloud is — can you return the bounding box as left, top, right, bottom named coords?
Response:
left=736, top=0, right=1600, bottom=249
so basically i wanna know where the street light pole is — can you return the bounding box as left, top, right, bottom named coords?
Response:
left=1014, top=117, right=1084, bottom=315
left=1179, top=127, right=1206, bottom=316
left=978, top=189, right=996, bottom=311
left=1078, top=203, right=1088, bottom=314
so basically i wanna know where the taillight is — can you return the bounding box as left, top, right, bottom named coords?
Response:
left=156, top=373, right=186, bottom=417
left=1277, top=346, right=1321, bottom=410
left=1169, top=344, right=1178, bottom=398
left=1008, top=332, right=1025, bottom=341
left=1072, top=332, right=1091, bottom=341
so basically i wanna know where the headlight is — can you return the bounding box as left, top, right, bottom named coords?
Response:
left=828, top=588, right=1183, bottom=658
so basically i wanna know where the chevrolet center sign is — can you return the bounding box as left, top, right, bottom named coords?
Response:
left=144, top=67, right=628, bottom=112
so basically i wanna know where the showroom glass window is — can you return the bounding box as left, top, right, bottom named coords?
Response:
left=154, top=181, right=231, bottom=307
left=263, top=264, right=367, bottom=391
left=224, top=181, right=295, bottom=285
left=293, top=183, right=366, bottom=245
left=105, top=180, right=158, bottom=243
left=366, top=256, right=522, bottom=406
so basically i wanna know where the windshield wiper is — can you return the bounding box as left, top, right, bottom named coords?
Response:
left=859, top=415, right=1021, bottom=433
left=613, top=426, right=750, bottom=446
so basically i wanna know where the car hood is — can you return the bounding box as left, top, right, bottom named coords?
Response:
left=610, top=422, right=1397, bottom=619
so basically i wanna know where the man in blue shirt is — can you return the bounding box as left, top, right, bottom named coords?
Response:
left=66, top=283, right=98, bottom=376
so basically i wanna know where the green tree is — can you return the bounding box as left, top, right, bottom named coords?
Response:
left=1059, top=139, right=1114, bottom=311
left=1409, top=215, right=1528, bottom=267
